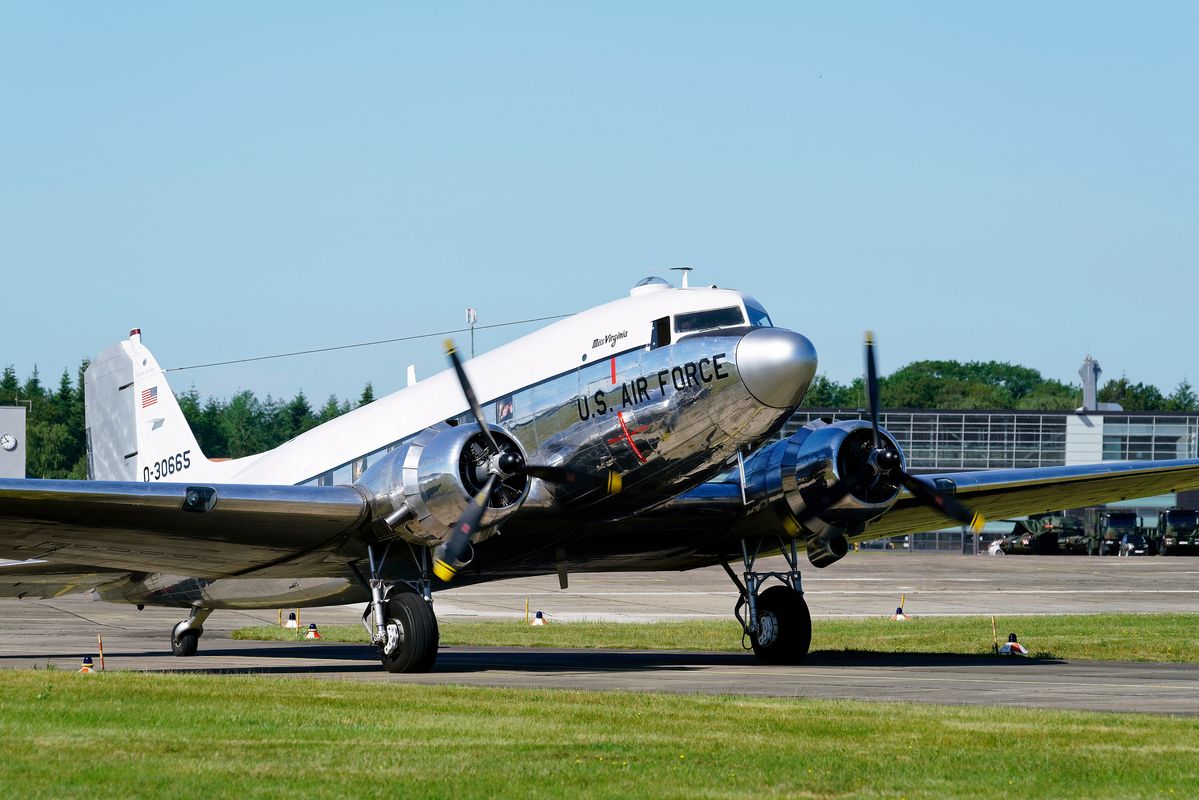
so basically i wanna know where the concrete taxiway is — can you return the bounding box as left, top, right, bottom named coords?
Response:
left=1, top=553, right=1196, bottom=715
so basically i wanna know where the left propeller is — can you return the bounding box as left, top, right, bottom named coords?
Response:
left=433, top=340, right=616, bottom=582
left=794, top=332, right=985, bottom=533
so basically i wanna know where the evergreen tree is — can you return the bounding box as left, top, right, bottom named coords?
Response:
left=359, top=382, right=375, bottom=406
left=317, top=395, right=343, bottom=424
left=0, top=366, right=18, bottom=402
left=220, top=391, right=266, bottom=458
left=1166, top=380, right=1198, bottom=412
left=21, top=365, right=44, bottom=402
left=278, top=391, right=317, bottom=441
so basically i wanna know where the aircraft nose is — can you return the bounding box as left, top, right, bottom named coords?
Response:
left=735, top=328, right=819, bottom=409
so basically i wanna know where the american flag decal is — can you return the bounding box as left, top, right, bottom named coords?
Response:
left=141, top=386, right=158, bottom=408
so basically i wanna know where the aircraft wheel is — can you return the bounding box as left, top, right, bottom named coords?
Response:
left=379, top=592, right=440, bottom=674
left=750, top=586, right=811, bottom=665
left=172, top=630, right=199, bottom=657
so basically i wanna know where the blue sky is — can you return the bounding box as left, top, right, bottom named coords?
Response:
left=2, top=4, right=1195, bottom=403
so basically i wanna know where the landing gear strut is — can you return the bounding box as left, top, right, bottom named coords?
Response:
left=171, top=606, right=212, bottom=657
left=722, top=535, right=812, bottom=664
left=360, top=541, right=440, bottom=673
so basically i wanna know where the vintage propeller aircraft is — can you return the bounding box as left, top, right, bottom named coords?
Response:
left=3, top=276, right=1199, bottom=672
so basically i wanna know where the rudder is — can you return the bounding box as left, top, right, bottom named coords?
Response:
left=84, top=329, right=215, bottom=483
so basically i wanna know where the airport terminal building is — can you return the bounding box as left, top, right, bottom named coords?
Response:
left=783, top=408, right=1199, bottom=473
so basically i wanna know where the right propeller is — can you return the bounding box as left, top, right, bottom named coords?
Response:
left=795, top=332, right=984, bottom=532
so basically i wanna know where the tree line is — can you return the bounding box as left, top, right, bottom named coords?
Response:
left=801, top=360, right=1197, bottom=414
left=1, top=362, right=371, bottom=479
left=2, top=359, right=1195, bottom=479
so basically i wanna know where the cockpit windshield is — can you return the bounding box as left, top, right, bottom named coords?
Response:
left=1107, top=515, right=1137, bottom=529
left=744, top=297, right=773, bottom=327
left=674, top=306, right=745, bottom=334
left=747, top=305, right=772, bottom=327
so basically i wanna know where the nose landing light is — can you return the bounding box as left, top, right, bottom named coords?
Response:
left=735, top=328, right=818, bottom=409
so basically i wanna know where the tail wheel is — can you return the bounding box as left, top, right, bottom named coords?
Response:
left=379, top=591, right=440, bottom=674
left=751, top=586, right=812, bottom=665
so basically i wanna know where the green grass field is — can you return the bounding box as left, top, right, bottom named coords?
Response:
left=234, top=613, right=1199, bottom=663
left=1, top=671, right=1195, bottom=799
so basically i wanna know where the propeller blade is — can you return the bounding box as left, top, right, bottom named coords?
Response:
left=863, top=331, right=881, bottom=450
left=433, top=473, right=499, bottom=582
left=444, top=339, right=501, bottom=455
left=899, top=472, right=985, bottom=531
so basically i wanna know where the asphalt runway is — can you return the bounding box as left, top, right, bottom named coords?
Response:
left=2, top=553, right=1197, bottom=715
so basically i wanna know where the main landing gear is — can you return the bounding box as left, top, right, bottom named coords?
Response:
left=171, top=606, right=212, bottom=657
left=721, top=534, right=812, bottom=664
left=360, top=541, right=440, bottom=673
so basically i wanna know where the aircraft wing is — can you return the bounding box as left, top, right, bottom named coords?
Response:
left=0, top=560, right=132, bottom=599
left=855, top=458, right=1199, bottom=540
left=0, top=479, right=370, bottom=578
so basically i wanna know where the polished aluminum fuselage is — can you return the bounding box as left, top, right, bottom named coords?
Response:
left=95, top=289, right=820, bottom=609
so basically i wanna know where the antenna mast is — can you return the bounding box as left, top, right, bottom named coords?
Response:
left=670, top=266, right=693, bottom=288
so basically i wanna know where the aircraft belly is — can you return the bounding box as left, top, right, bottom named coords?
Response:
left=98, top=574, right=368, bottom=610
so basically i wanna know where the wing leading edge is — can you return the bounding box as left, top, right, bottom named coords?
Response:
left=856, top=458, right=1199, bottom=541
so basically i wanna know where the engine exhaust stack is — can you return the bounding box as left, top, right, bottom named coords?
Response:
left=806, top=534, right=849, bottom=568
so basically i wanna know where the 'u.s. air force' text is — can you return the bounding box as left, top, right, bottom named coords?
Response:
left=577, top=353, right=729, bottom=420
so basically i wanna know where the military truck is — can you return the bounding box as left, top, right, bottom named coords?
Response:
left=1032, top=513, right=1085, bottom=555
left=995, top=513, right=1084, bottom=555
left=1083, top=508, right=1145, bottom=556
left=1154, top=508, right=1199, bottom=556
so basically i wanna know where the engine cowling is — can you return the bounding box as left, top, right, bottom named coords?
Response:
left=355, top=423, right=530, bottom=549
left=742, top=419, right=905, bottom=564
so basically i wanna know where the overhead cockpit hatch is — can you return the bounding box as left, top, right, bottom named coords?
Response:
left=630, top=276, right=671, bottom=297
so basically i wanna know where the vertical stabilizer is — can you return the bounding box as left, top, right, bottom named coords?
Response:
left=85, top=330, right=226, bottom=482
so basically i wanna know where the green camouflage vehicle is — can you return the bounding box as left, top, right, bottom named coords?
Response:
left=1033, top=513, right=1086, bottom=555
left=1155, top=508, right=1199, bottom=556
left=996, top=513, right=1084, bottom=555
left=1084, top=508, right=1145, bottom=556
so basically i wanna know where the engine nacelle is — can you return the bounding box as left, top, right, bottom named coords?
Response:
left=742, top=419, right=905, bottom=563
left=355, top=424, right=530, bottom=548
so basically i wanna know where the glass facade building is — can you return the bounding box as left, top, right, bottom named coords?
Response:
left=783, top=409, right=1199, bottom=472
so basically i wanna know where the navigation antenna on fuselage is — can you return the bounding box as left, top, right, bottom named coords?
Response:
left=670, top=266, right=693, bottom=288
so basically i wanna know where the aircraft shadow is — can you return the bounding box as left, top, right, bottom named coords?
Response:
left=0, top=642, right=1063, bottom=674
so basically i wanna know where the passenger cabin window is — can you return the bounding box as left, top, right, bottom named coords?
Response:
left=650, top=316, right=671, bottom=348
left=747, top=304, right=772, bottom=327
left=674, top=306, right=745, bottom=334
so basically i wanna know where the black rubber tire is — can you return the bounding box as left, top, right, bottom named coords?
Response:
left=750, top=586, right=812, bottom=665
left=172, top=631, right=199, bottom=657
left=379, top=592, right=440, bottom=674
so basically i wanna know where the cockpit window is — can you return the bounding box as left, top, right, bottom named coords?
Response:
left=674, top=306, right=746, bottom=334
left=747, top=304, right=772, bottom=327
